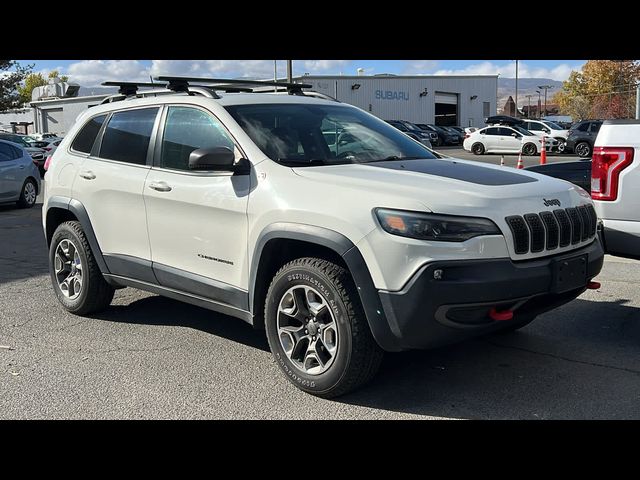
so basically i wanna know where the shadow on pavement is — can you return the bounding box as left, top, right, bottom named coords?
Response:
left=92, top=295, right=270, bottom=352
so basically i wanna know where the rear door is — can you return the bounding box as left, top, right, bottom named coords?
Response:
left=482, top=127, right=501, bottom=151
left=72, top=106, right=161, bottom=279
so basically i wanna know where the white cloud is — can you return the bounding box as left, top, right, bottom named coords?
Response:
left=402, top=60, right=440, bottom=74
left=433, top=61, right=584, bottom=81
left=65, top=60, right=149, bottom=86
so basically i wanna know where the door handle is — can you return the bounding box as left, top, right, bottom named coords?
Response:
left=79, top=171, right=96, bottom=180
left=148, top=181, right=172, bottom=192
left=19, top=165, right=25, bottom=169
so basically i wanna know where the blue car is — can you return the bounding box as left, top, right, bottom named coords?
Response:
left=0, top=139, right=41, bottom=208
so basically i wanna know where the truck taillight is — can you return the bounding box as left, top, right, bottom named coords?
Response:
left=44, top=155, right=53, bottom=171
left=591, top=146, right=634, bottom=201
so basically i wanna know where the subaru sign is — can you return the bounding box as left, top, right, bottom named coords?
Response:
left=375, top=90, right=409, bottom=101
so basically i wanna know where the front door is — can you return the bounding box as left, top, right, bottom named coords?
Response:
left=0, top=143, right=23, bottom=199
left=143, top=105, right=251, bottom=303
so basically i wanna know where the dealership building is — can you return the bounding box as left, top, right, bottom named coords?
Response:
left=0, top=74, right=498, bottom=135
left=296, top=74, right=498, bottom=127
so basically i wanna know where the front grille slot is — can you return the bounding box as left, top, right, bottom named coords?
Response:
left=506, top=216, right=529, bottom=254
left=566, top=208, right=582, bottom=244
left=539, top=211, right=559, bottom=250
left=506, top=204, right=596, bottom=255
left=524, top=213, right=545, bottom=252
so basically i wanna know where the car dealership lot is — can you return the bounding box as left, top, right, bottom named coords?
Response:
left=2, top=167, right=639, bottom=419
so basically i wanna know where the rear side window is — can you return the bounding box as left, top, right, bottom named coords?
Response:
left=528, top=122, right=543, bottom=131
left=72, top=114, right=106, bottom=153
left=484, top=127, right=500, bottom=135
left=576, top=122, right=590, bottom=132
left=0, top=142, right=20, bottom=161
left=99, top=108, right=159, bottom=165
left=589, top=122, right=601, bottom=133
left=160, top=106, right=236, bottom=171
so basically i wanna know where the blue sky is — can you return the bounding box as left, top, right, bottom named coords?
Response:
left=18, top=60, right=586, bottom=86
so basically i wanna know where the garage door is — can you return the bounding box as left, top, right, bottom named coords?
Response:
left=43, top=108, right=63, bottom=135
left=435, top=92, right=458, bottom=127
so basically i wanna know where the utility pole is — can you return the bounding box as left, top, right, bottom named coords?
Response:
left=514, top=60, right=519, bottom=118
left=525, top=94, right=532, bottom=118
left=538, top=85, right=553, bottom=118
left=536, top=90, right=542, bottom=119
left=274, top=60, right=278, bottom=92
left=286, top=60, right=293, bottom=83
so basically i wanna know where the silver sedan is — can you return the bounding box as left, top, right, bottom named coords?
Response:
left=0, top=139, right=42, bottom=208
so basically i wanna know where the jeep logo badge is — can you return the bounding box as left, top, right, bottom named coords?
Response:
left=543, top=198, right=561, bottom=207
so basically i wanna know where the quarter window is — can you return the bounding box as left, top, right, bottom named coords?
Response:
left=160, top=106, right=236, bottom=171
left=99, top=108, right=159, bottom=165
left=71, top=114, right=107, bottom=154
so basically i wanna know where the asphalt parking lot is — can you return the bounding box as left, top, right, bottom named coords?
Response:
left=2, top=155, right=639, bottom=419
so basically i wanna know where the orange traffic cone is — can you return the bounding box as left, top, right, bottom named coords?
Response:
left=540, top=136, right=547, bottom=165
left=516, top=151, right=524, bottom=169
left=500, top=155, right=505, bottom=166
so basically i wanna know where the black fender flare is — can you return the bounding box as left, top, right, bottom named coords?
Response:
left=45, top=195, right=110, bottom=274
left=250, top=223, right=400, bottom=351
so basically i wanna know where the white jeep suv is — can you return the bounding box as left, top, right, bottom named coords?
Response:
left=42, top=78, right=604, bottom=397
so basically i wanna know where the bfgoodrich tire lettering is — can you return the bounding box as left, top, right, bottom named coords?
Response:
left=264, top=257, right=383, bottom=398
left=49, top=221, right=115, bottom=315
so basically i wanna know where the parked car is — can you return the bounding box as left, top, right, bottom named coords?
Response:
left=43, top=79, right=603, bottom=397
left=441, top=126, right=464, bottom=145
left=526, top=159, right=592, bottom=192
left=385, top=120, right=433, bottom=147
left=463, top=125, right=557, bottom=155
left=0, top=133, right=47, bottom=174
left=565, top=120, right=603, bottom=158
left=520, top=119, right=570, bottom=153
left=0, top=139, right=41, bottom=208
left=30, top=132, right=62, bottom=141
left=592, top=120, right=640, bottom=259
left=416, top=124, right=458, bottom=146
left=485, top=115, right=524, bottom=127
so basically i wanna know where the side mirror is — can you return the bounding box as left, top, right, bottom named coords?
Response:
left=188, top=146, right=235, bottom=171
left=511, top=133, right=518, bottom=137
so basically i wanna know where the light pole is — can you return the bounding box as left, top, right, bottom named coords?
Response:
left=287, top=60, right=293, bottom=83
left=535, top=90, right=542, bottom=119
left=538, top=85, right=553, bottom=118
left=515, top=60, right=519, bottom=118
left=525, top=94, right=532, bottom=118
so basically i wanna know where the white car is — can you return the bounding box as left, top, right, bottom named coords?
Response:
left=463, top=125, right=557, bottom=155
left=42, top=77, right=604, bottom=398
left=30, top=132, right=62, bottom=141
left=521, top=120, right=570, bottom=152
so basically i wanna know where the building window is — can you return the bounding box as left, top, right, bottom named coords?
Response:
left=483, top=102, right=491, bottom=118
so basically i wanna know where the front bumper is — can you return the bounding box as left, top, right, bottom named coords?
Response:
left=373, top=239, right=604, bottom=351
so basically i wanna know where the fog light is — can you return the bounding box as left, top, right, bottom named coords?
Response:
left=433, top=269, right=443, bottom=280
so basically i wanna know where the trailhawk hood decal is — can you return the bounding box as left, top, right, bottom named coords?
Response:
left=364, top=158, right=537, bottom=185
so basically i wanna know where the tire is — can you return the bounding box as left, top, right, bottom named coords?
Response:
left=522, top=143, right=537, bottom=156
left=49, top=221, right=115, bottom=315
left=557, top=140, right=566, bottom=153
left=16, top=178, right=37, bottom=208
left=494, top=314, right=537, bottom=334
left=575, top=141, right=591, bottom=158
left=264, top=257, right=383, bottom=398
left=471, top=142, right=485, bottom=155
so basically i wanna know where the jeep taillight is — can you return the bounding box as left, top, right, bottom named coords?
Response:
left=591, top=146, right=634, bottom=201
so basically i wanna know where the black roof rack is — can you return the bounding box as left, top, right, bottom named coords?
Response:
left=101, top=81, right=168, bottom=96
left=154, top=76, right=312, bottom=95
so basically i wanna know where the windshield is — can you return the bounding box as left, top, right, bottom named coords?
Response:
left=512, top=126, right=534, bottom=136
left=542, top=121, right=562, bottom=130
left=225, top=103, right=439, bottom=166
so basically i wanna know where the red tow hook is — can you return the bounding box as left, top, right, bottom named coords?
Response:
left=489, top=307, right=514, bottom=321
left=587, top=281, right=601, bottom=290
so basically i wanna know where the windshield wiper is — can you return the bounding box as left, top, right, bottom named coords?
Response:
left=365, top=155, right=424, bottom=163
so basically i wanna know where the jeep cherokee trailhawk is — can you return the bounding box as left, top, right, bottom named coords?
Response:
left=42, top=77, right=604, bottom=397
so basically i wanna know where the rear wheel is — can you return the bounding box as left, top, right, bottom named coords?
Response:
left=49, top=221, right=115, bottom=315
left=575, top=141, right=591, bottom=158
left=522, top=143, right=537, bottom=156
left=17, top=178, right=37, bottom=208
left=264, top=257, right=383, bottom=398
left=471, top=142, right=485, bottom=155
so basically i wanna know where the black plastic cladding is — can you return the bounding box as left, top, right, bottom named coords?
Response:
left=506, top=205, right=597, bottom=255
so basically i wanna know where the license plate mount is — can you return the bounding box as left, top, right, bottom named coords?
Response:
left=551, top=254, right=588, bottom=294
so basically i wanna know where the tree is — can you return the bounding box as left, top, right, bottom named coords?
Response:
left=18, top=72, right=47, bottom=104
left=17, top=69, right=71, bottom=104
left=553, top=60, right=640, bottom=120
left=0, top=60, right=33, bottom=112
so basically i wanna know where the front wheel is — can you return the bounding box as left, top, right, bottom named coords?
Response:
left=264, top=257, right=383, bottom=398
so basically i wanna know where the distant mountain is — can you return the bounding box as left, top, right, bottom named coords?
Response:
left=498, top=78, right=564, bottom=108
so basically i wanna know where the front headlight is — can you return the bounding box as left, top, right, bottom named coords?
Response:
left=375, top=208, right=501, bottom=242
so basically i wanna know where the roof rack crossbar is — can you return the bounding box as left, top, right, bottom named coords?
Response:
left=154, top=76, right=312, bottom=95
left=101, top=81, right=168, bottom=96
